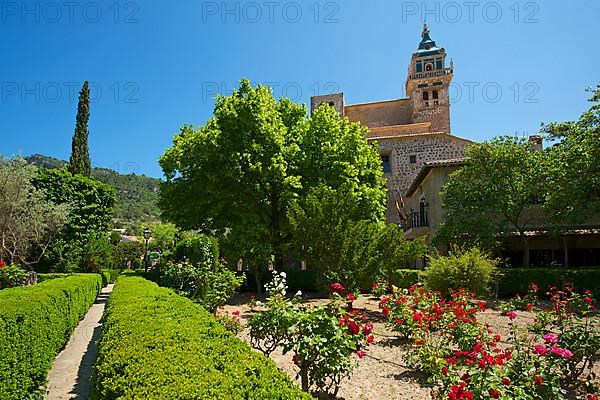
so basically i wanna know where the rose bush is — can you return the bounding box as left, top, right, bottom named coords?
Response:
left=249, top=275, right=373, bottom=396
left=376, top=282, right=599, bottom=399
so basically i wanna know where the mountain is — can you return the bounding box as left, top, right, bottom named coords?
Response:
left=25, top=154, right=162, bottom=226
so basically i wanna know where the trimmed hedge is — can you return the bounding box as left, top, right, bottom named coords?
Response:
left=0, top=274, right=102, bottom=399
left=92, top=275, right=313, bottom=400
left=497, top=267, right=600, bottom=298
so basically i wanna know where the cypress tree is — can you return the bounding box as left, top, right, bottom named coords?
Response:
left=68, top=81, right=91, bottom=176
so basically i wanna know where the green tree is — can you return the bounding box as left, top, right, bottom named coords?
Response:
left=436, top=137, right=547, bottom=267
left=113, top=241, right=144, bottom=269
left=148, top=222, right=179, bottom=253
left=542, top=85, right=600, bottom=223
left=34, top=169, right=116, bottom=241
left=69, top=81, right=92, bottom=176
left=159, top=79, right=386, bottom=291
left=288, top=186, right=425, bottom=292
left=0, top=157, right=68, bottom=268
left=81, top=231, right=113, bottom=273
left=33, top=169, right=116, bottom=271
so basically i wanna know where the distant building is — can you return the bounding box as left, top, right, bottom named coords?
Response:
left=311, top=24, right=472, bottom=223
left=404, top=148, right=600, bottom=267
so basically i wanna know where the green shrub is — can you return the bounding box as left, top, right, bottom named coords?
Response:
left=91, top=275, right=312, bottom=400
left=0, top=263, right=27, bottom=288
left=426, top=247, right=499, bottom=296
left=0, top=274, right=102, bottom=399
left=101, top=268, right=119, bottom=284
left=173, top=232, right=219, bottom=266
left=389, top=269, right=426, bottom=288
left=161, top=260, right=244, bottom=312
left=498, top=267, right=600, bottom=298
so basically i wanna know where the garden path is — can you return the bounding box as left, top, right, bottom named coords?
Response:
left=45, top=284, right=114, bottom=400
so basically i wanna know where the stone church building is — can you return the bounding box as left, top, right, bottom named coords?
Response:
left=311, top=24, right=471, bottom=224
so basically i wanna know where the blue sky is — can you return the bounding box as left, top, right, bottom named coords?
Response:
left=1, top=0, right=598, bottom=178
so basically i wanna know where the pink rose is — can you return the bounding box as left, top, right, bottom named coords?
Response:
left=532, top=344, right=547, bottom=356
left=356, top=349, right=365, bottom=359
left=543, top=333, right=558, bottom=344
left=330, top=282, right=345, bottom=294
left=506, top=311, right=516, bottom=320
left=363, top=322, right=373, bottom=335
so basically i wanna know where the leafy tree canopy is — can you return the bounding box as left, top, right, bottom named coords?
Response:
left=33, top=168, right=116, bottom=242
left=0, top=157, right=68, bottom=268
left=159, top=79, right=387, bottom=275
left=436, top=136, right=547, bottom=266
left=542, top=85, right=600, bottom=223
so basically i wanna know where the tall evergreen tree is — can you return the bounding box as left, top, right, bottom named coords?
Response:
left=69, top=81, right=91, bottom=176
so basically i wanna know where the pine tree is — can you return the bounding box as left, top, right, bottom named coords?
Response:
left=68, top=81, right=91, bottom=176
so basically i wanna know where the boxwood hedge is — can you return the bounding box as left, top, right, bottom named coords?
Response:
left=497, top=267, right=600, bottom=298
left=92, top=275, right=313, bottom=400
left=0, top=274, right=102, bottom=399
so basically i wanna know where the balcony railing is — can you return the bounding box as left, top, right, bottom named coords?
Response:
left=408, top=68, right=453, bottom=80
left=405, top=210, right=429, bottom=230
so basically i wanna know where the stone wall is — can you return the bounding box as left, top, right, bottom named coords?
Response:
left=374, top=134, right=470, bottom=223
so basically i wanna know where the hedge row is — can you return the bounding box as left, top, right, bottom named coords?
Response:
left=92, top=275, right=312, bottom=400
left=0, top=274, right=102, bottom=399
left=497, top=267, right=600, bottom=297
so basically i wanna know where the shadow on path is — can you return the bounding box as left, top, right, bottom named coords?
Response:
left=46, top=285, right=113, bottom=400
left=71, top=292, right=110, bottom=399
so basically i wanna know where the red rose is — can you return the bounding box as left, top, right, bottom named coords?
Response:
left=367, top=335, right=374, bottom=343
left=501, top=378, right=511, bottom=386
left=382, top=307, right=389, bottom=318
left=0, top=261, right=5, bottom=268
left=490, top=389, right=500, bottom=398
left=363, top=322, right=373, bottom=335
left=346, top=293, right=356, bottom=302
left=534, top=375, right=543, bottom=386
left=346, top=320, right=360, bottom=335
left=584, top=297, right=593, bottom=304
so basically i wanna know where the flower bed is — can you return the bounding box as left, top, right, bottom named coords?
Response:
left=91, top=274, right=312, bottom=400
left=0, top=274, right=102, bottom=400
left=226, top=282, right=600, bottom=400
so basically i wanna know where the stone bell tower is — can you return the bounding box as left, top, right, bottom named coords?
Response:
left=406, top=24, right=453, bottom=133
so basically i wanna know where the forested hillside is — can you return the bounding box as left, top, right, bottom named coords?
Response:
left=26, top=154, right=161, bottom=225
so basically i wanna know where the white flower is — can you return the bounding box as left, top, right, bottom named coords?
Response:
left=256, top=301, right=262, bottom=306
left=295, top=290, right=302, bottom=297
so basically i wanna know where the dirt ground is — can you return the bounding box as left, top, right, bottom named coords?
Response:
left=223, top=293, right=599, bottom=400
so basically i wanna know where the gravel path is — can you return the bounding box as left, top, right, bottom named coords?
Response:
left=45, top=284, right=113, bottom=400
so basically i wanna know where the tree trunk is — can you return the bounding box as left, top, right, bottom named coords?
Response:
left=254, top=267, right=263, bottom=296
left=300, top=364, right=309, bottom=392
left=521, top=235, right=530, bottom=267
left=562, top=237, right=569, bottom=268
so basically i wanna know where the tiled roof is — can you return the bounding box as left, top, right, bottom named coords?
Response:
left=405, top=157, right=466, bottom=197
